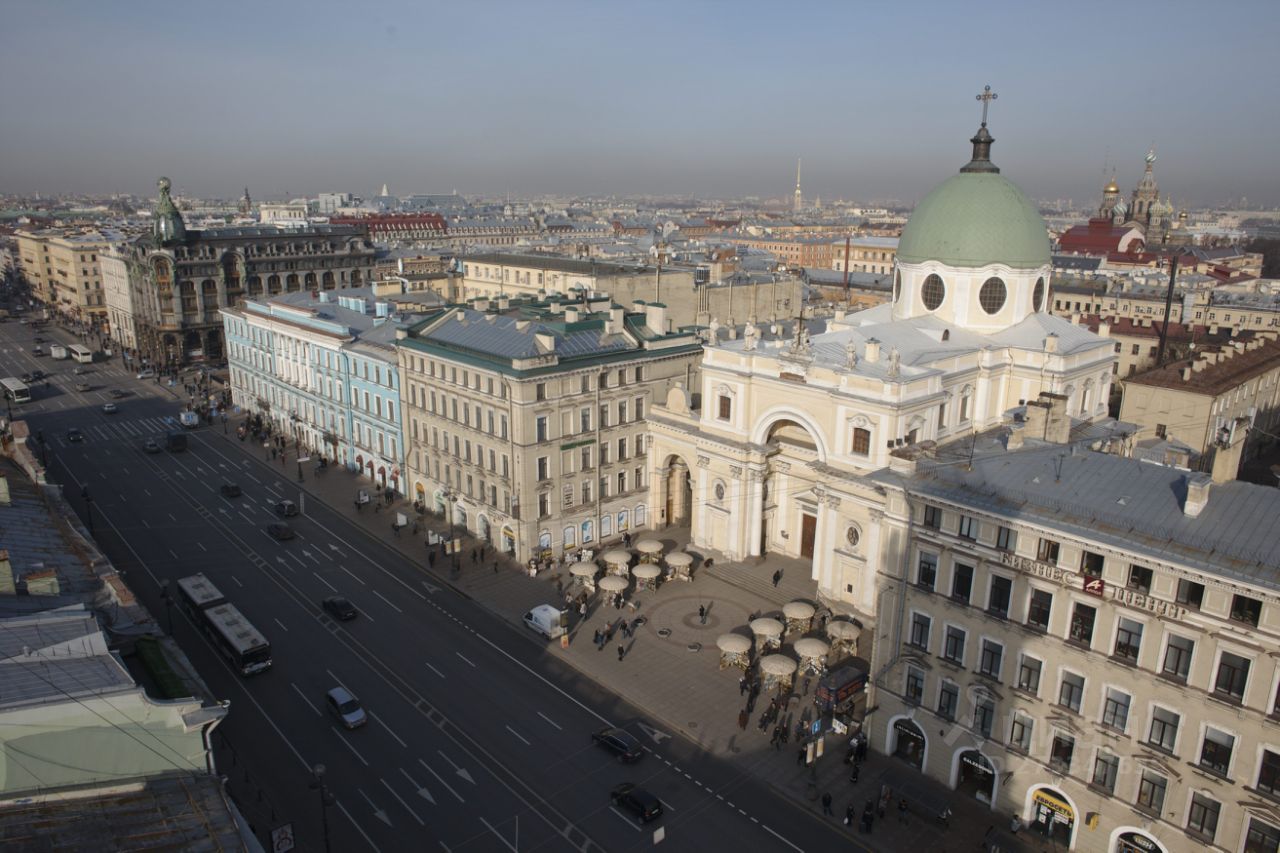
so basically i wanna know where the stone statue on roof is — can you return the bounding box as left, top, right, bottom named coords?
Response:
left=845, top=338, right=858, bottom=370
left=742, top=320, right=760, bottom=351
left=888, top=346, right=901, bottom=378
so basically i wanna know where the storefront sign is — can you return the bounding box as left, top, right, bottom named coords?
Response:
left=1110, top=586, right=1187, bottom=620
left=961, top=753, right=993, bottom=774
left=1000, top=552, right=1073, bottom=586
left=1083, top=576, right=1105, bottom=597
left=1117, top=832, right=1159, bottom=852
left=1032, top=789, right=1074, bottom=821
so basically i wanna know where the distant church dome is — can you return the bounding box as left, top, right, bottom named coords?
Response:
left=1104, top=177, right=1120, bottom=194
left=897, top=129, right=1050, bottom=270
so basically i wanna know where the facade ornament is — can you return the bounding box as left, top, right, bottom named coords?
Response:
left=696, top=455, right=711, bottom=468
left=742, top=320, right=760, bottom=351
left=748, top=468, right=767, bottom=482
left=728, top=465, right=743, bottom=479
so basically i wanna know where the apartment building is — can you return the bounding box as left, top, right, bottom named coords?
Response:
left=14, top=228, right=116, bottom=328
left=396, top=295, right=702, bottom=560
left=830, top=235, right=899, bottom=275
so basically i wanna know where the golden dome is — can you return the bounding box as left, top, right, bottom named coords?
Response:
left=1104, top=179, right=1119, bottom=194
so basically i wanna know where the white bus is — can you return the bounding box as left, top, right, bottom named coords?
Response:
left=175, top=573, right=272, bottom=676
left=68, top=344, right=94, bottom=364
left=1, top=377, right=31, bottom=404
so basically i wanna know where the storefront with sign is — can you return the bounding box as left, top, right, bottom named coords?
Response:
left=890, top=718, right=926, bottom=770
left=954, top=749, right=997, bottom=805
left=1028, top=786, right=1076, bottom=846
left=1111, top=828, right=1166, bottom=853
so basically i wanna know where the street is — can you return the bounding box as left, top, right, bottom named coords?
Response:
left=0, top=321, right=851, bottom=853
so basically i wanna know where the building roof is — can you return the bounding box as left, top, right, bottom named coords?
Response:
left=462, top=252, right=646, bottom=277
left=898, top=171, right=1051, bottom=269
left=0, top=610, right=135, bottom=709
left=1124, top=335, right=1280, bottom=395
left=416, top=308, right=633, bottom=361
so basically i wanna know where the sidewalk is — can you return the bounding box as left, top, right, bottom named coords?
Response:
left=213, top=413, right=1038, bottom=853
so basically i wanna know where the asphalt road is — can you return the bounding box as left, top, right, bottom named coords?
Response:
left=0, top=319, right=853, bottom=853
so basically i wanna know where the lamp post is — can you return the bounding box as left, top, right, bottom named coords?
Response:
left=81, top=485, right=94, bottom=534
left=310, top=763, right=334, bottom=853
left=445, top=490, right=460, bottom=570
left=159, top=579, right=174, bottom=634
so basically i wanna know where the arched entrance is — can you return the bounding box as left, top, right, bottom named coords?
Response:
left=889, top=717, right=926, bottom=770
left=758, top=417, right=824, bottom=558
left=954, top=749, right=997, bottom=805
left=1111, top=827, right=1167, bottom=853
left=1027, top=786, right=1076, bottom=847
left=659, top=455, right=692, bottom=527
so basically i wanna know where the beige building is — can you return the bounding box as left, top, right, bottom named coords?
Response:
left=396, top=295, right=702, bottom=560
left=459, top=252, right=696, bottom=310
left=14, top=229, right=115, bottom=328
left=831, top=235, right=899, bottom=275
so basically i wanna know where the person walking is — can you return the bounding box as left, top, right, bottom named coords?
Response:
left=771, top=569, right=783, bottom=588
left=493, top=562, right=499, bottom=574
left=698, top=604, right=707, bottom=625
left=617, top=644, right=625, bottom=662
left=849, top=764, right=860, bottom=784
left=898, top=797, right=908, bottom=824
left=739, top=675, right=748, bottom=696
left=796, top=746, right=806, bottom=766
left=737, top=708, right=749, bottom=731
left=844, top=802, right=855, bottom=828
left=821, top=792, right=833, bottom=817
left=592, top=628, right=602, bottom=648
left=770, top=725, right=781, bottom=749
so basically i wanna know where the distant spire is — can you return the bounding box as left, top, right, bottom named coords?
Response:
left=960, top=85, right=1000, bottom=174
left=793, top=158, right=803, bottom=212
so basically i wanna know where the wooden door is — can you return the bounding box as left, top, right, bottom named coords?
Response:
left=800, top=513, right=817, bottom=558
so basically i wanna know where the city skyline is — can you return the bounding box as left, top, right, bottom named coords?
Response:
left=1, top=0, right=1278, bottom=206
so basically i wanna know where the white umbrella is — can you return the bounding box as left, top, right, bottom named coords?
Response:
left=633, top=565, right=661, bottom=580
left=750, top=617, right=784, bottom=637
left=602, top=549, right=632, bottom=566
left=794, top=637, right=831, bottom=659
left=827, top=620, right=860, bottom=641
left=569, top=562, right=597, bottom=578
left=716, top=634, right=752, bottom=654
left=665, top=552, right=693, bottom=567
left=760, top=654, right=798, bottom=677
left=783, top=601, right=816, bottom=621
left=598, top=575, right=629, bottom=592
left=635, top=539, right=664, bottom=554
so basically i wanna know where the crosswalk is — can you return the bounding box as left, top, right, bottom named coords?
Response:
left=61, top=416, right=188, bottom=446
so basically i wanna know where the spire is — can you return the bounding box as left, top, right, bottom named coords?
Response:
left=793, top=158, right=803, bottom=213
left=961, top=86, right=1000, bottom=173
left=152, top=176, right=187, bottom=245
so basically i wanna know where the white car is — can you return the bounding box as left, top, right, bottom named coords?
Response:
left=326, top=687, right=367, bottom=729
left=102, top=402, right=118, bottom=414
left=136, top=369, right=156, bottom=379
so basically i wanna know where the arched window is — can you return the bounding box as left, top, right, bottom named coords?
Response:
left=1032, top=277, right=1046, bottom=312
left=959, top=385, right=973, bottom=422
left=851, top=427, right=871, bottom=456
left=538, top=530, right=552, bottom=548
left=563, top=526, right=576, bottom=547
left=617, top=510, right=629, bottom=531
left=635, top=504, right=647, bottom=527
left=979, top=277, right=1007, bottom=314
left=922, top=274, right=946, bottom=311
left=602, top=514, right=613, bottom=537
left=581, top=520, right=594, bottom=543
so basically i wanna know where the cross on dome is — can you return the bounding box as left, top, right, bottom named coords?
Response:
left=975, top=85, right=998, bottom=127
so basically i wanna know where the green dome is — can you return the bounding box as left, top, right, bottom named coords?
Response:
left=897, top=172, right=1050, bottom=269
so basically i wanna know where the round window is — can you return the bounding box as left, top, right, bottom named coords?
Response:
left=922, top=274, right=945, bottom=311
left=1032, top=277, right=1045, bottom=312
left=714, top=482, right=725, bottom=502
left=846, top=525, right=861, bottom=548
left=979, top=277, right=1007, bottom=314
left=892, top=270, right=901, bottom=303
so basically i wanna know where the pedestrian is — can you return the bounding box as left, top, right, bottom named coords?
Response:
left=849, top=764, right=860, bottom=784
left=771, top=569, right=783, bottom=588
left=392, top=522, right=401, bottom=537
left=471, top=548, right=477, bottom=564
left=796, top=746, right=805, bottom=766
left=845, top=803, right=855, bottom=827
left=617, top=644, right=625, bottom=662
left=698, top=604, right=707, bottom=625
left=593, top=629, right=601, bottom=647
left=737, top=708, right=749, bottom=731
left=898, top=797, right=908, bottom=824
left=739, top=675, right=748, bottom=696
left=493, top=562, right=499, bottom=574
left=428, top=551, right=436, bottom=568
left=770, top=725, right=781, bottom=748
left=821, top=792, right=833, bottom=817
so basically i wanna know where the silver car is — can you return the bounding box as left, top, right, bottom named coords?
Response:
left=326, top=686, right=367, bottom=729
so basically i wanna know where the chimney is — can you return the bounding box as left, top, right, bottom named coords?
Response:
left=0, top=550, right=14, bottom=595
left=534, top=332, right=556, bottom=352
left=610, top=306, right=626, bottom=333
left=1097, top=322, right=1110, bottom=337
left=1210, top=416, right=1249, bottom=484
left=1006, top=423, right=1025, bottom=450
left=474, top=298, right=490, bottom=312
left=564, top=305, right=579, bottom=322
left=1044, top=333, right=1059, bottom=353
left=1181, top=366, right=1192, bottom=381
left=1041, top=392, right=1071, bottom=444
left=645, top=302, right=667, bottom=335
left=865, top=338, right=881, bottom=363
left=1182, top=473, right=1211, bottom=517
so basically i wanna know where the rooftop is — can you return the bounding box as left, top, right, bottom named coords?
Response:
left=462, top=252, right=647, bottom=277
left=0, top=610, right=134, bottom=709
left=1124, top=334, right=1280, bottom=394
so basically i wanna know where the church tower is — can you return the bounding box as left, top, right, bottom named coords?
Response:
left=152, top=176, right=187, bottom=246
left=1098, top=171, right=1120, bottom=221
left=1130, top=147, right=1159, bottom=227
left=238, top=186, right=252, bottom=216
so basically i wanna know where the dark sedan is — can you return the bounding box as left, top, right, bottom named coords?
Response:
left=219, top=483, right=242, bottom=498
left=267, top=522, right=295, bottom=541
left=610, top=783, right=662, bottom=823
left=592, top=727, right=643, bottom=762
left=322, top=596, right=358, bottom=621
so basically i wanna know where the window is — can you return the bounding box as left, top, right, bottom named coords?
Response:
left=617, top=400, right=627, bottom=424
left=923, top=505, right=941, bottom=529
left=943, top=626, right=966, bottom=665
left=581, top=446, right=592, bottom=471
left=1069, top=602, right=1096, bottom=646
left=916, top=552, right=938, bottom=590
left=1050, top=733, right=1075, bottom=774
left=1162, top=634, right=1194, bottom=681
left=717, top=395, right=732, bottom=420
left=1258, top=750, right=1280, bottom=795
left=536, top=456, right=549, bottom=480
left=617, top=438, right=627, bottom=460
left=1176, top=578, right=1204, bottom=610
left=1101, top=688, right=1131, bottom=731
left=973, top=698, right=995, bottom=738
left=1199, top=727, right=1235, bottom=777
left=1245, top=819, right=1280, bottom=853
left=537, top=492, right=549, bottom=518
left=1017, top=656, right=1042, bottom=694
left=995, top=525, right=1015, bottom=552
left=905, top=667, right=924, bottom=704
left=909, top=613, right=931, bottom=650
left=851, top=427, right=870, bottom=456
left=535, top=382, right=546, bottom=401
left=979, top=640, right=1003, bottom=679
left=1136, top=770, right=1166, bottom=815
left=1113, top=617, right=1143, bottom=662
left=958, top=515, right=977, bottom=540
left=1059, top=671, right=1084, bottom=712
left=922, top=273, right=945, bottom=310
left=1148, top=706, right=1180, bottom=752
left=1036, top=537, right=1060, bottom=564
left=1092, top=751, right=1119, bottom=792
left=1080, top=550, right=1104, bottom=578
left=535, top=416, right=548, bottom=442
left=616, top=471, right=626, bottom=493
left=951, top=564, right=973, bottom=603
left=937, top=682, right=958, bottom=720
left=1027, top=589, right=1052, bottom=631
left=1232, top=594, right=1263, bottom=627
left=1186, top=792, right=1220, bottom=841
left=1215, top=651, right=1251, bottom=701
left=987, top=576, right=1012, bottom=618
left=1127, top=564, right=1153, bottom=593
left=580, top=408, right=591, bottom=432
left=1009, top=713, right=1033, bottom=752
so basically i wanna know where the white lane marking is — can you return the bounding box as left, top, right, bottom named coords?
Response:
left=425, top=662, right=445, bottom=679
left=141, top=518, right=150, bottom=528
left=762, top=823, right=805, bottom=852
left=238, top=511, right=255, bottom=524
left=339, top=565, right=367, bottom=586
left=380, top=777, right=425, bottom=826
left=505, top=725, right=530, bottom=746
left=537, top=711, right=562, bottom=730
left=455, top=652, right=475, bottom=668
left=313, top=571, right=337, bottom=592
left=357, top=787, right=391, bottom=827
left=436, top=751, right=475, bottom=784
left=274, top=618, right=289, bottom=633
left=335, top=801, right=382, bottom=853
left=290, top=683, right=321, bottom=716
left=418, top=759, right=464, bottom=803
left=230, top=575, right=243, bottom=587
left=196, top=541, right=207, bottom=552
left=168, top=513, right=177, bottom=522
left=372, top=713, right=408, bottom=748
left=608, top=807, right=643, bottom=832
left=399, top=767, right=436, bottom=805
left=479, top=817, right=520, bottom=852
left=373, top=589, right=403, bottom=613
left=168, top=549, right=178, bottom=560
left=289, top=552, right=307, bottom=568
left=333, top=727, right=371, bottom=766
left=660, top=798, right=677, bottom=812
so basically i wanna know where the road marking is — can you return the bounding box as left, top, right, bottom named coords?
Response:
left=196, top=541, right=207, bottom=552
left=373, top=589, right=403, bottom=613
left=313, top=571, right=337, bottom=592
left=479, top=817, right=520, bottom=852
left=505, top=725, right=530, bottom=746
left=168, top=549, right=178, bottom=560
left=230, top=575, right=243, bottom=587
left=141, top=518, right=150, bottom=528
left=274, top=618, right=289, bottom=633
left=380, top=777, right=425, bottom=826
left=607, top=807, right=642, bottom=832
left=339, top=565, right=367, bottom=586
left=335, top=800, right=383, bottom=852
left=425, top=662, right=445, bottom=679
left=333, top=727, right=371, bottom=766
left=436, top=751, right=475, bottom=784
left=418, top=759, right=464, bottom=803
left=399, top=767, right=436, bottom=805
left=168, top=513, right=177, bottom=522
left=238, top=511, right=254, bottom=524
left=660, top=799, right=676, bottom=812
left=290, top=683, right=321, bottom=716
left=373, top=713, right=408, bottom=748
left=358, top=787, right=391, bottom=826
left=762, top=824, right=805, bottom=852
left=289, top=552, right=306, bottom=568
left=538, top=711, right=562, bottom=730
left=455, top=652, right=475, bottom=668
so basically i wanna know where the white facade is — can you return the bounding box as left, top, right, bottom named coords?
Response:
left=100, top=243, right=137, bottom=349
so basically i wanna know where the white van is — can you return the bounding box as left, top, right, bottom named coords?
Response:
left=523, top=605, right=568, bottom=639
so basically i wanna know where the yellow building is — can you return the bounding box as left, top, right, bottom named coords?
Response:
left=15, top=229, right=116, bottom=327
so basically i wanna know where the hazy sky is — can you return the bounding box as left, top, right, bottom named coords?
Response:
left=2, top=0, right=1276, bottom=207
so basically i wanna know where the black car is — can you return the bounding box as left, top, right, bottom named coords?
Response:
left=66, top=427, right=84, bottom=443
left=267, top=522, right=295, bottom=541
left=274, top=500, right=299, bottom=517
left=592, top=728, right=643, bottom=762
left=109, top=389, right=126, bottom=399
left=220, top=483, right=242, bottom=498
left=322, top=596, right=358, bottom=621
left=610, top=783, right=663, bottom=823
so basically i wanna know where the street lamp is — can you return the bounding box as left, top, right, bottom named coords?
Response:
left=309, top=763, right=334, bottom=853
left=81, top=485, right=94, bottom=534
left=159, top=579, right=174, bottom=634
left=445, top=490, right=460, bottom=570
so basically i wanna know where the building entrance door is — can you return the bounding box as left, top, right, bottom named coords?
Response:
left=800, top=513, right=817, bottom=558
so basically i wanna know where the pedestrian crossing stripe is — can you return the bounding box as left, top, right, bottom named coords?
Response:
left=60, top=416, right=193, bottom=443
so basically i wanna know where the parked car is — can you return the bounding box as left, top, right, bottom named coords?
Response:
left=74, top=381, right=91, bottom=392
left=322, top=596, right=358, bottom=621
left=143, top=438, right=162, bottom=453
left=592, top=727, right=643, bottom=762
left=274, top=499, right=299, bottom=517
left=610, top=783, right=663, bottom=823
left=325, top=686, right=367, bottom=729
left=267, top=522, right=295, bottom=541
left=108, top=389, right=126, bottom=399
left=219, top=482, right=242, bottom=498
left=66, top=427, right=84, bottom=443
left=101, top=402, right=118, bottom=414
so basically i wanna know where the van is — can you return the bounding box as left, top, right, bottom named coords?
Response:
left=523, top=604, right=567, bottom=639
left=165, top=431, right=188, bottom=452
left=179, top=411, right=200, bottom=429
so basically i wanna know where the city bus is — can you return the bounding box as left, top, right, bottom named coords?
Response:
left=175, top=573, right=272, bottom=676
left=1, top=377, right=31, bottom=403
left=68, top=344, right=94, bottom=364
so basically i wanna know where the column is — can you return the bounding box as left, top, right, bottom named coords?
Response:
left=746, top=467, right=765, bottom=557
left=669, top=460, right=689, bottom=525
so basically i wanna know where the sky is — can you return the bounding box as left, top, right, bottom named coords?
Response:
left=1, top=0, right=1277, bottom=207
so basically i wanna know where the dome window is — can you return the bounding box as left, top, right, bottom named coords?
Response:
left=922, top=274, right=946, bottom=311
left=979, top=277, right=1007, bottom=314
left=1032, top=277, right=1046, bottom=312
